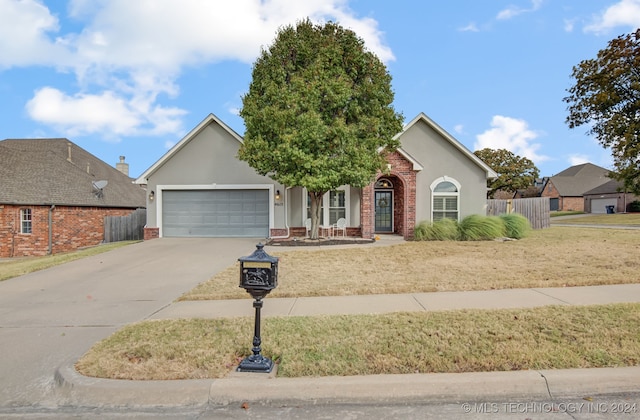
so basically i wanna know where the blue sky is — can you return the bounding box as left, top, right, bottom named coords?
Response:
left=1, top=0, right=640, bottom=179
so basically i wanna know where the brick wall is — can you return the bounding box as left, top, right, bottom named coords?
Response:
left=0, top=205, right=136, bottom=258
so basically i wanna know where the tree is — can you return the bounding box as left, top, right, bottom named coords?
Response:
left=239, top=19, right=403, bottom=238
left=564, top=29, right=640, bottom=195
left=474, top=148, right=539, bottom=198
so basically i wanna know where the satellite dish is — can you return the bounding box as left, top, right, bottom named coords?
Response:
left=93, top=180, right=108, bottom=190
left=92, top=180, right=108, bottom=198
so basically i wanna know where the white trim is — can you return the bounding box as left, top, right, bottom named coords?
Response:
left=135, top=113, right=244, bottom=184
left=302, top=186, right=351, bottom=227
left=398, top=113, right=498, bottom=179
left=155, top=184, right=274, bottom=238
left=430, top=176, right=461, bottom=222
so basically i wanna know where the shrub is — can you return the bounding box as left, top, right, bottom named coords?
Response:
left=413, top=218, right=460, bottom=241
left=458, top=215, right=505, bottom=241
left=499, top=213, right=531, bottom=239
left=629, top=200, right=640, bottom=213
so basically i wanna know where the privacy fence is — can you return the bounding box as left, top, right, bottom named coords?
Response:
left=104, top=208, right=146, bottom=242
left=487, top=197, right=550, bottom=229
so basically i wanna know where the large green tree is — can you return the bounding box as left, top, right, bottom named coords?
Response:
left=239, top=19, right=403, bottom=239
left=474, top=148, right=539, bottom=198
left=564, top=29, right=640, bottom=195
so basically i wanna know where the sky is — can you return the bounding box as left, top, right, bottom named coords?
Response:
left=1, top=0, right=640, bottom=179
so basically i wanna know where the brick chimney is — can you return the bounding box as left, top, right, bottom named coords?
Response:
left=116, top=156, right=129, bottom=176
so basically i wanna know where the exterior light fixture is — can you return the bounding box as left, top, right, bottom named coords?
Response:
left=275, top=189, right=281, bottom=201
left=149, top=191, right=155, bottom=201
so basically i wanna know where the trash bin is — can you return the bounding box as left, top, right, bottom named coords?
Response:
left=606, top=205, right=615, bottom=214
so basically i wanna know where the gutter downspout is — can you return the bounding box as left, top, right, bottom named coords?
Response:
left=269, top=186, right=291, bottom=239
left=48, top=205, right=55, bottom=255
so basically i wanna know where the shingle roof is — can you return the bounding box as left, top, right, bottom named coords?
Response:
left=0, top=138, right=145, bottom=208
left=583, top=179, right=624, bottom=195
left=549, top=163, right=611, bottom=196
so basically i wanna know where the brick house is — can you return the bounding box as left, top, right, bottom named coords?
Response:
left=136, top=113, right=496, bottom=240
left=541, top=163, right=611, bottom=212
left=0, top=139, right=145, bottom=257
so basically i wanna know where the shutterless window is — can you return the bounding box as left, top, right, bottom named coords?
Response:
left=432, top=180, right=459, bottom=221
left=20, top=208, right=32, bottom=234
left=329, top=190, right=345, bottom=225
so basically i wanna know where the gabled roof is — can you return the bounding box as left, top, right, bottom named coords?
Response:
left=0, top=138, right=145, bottom=208
left=396, top=113, right=498, bottom=178
left=135, top=113, right=243, bottom=183
left=549, top=163, right=611, bottom=196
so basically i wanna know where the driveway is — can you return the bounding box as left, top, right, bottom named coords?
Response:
left=0, top=237, right=261, bottom=409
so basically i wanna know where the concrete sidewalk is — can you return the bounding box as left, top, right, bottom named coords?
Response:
left=54, top=283, right=640, bottom=409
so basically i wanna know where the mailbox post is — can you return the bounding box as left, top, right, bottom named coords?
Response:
left=237, top=243, right=278, bottom=373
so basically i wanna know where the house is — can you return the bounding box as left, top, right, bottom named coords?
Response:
left=0, top=139, right=146, bottom=257
left=583, top=179, right=640, bottom=213
left=540, top=163, right=611, bottom=212
left=135, top=113, right=497, bottom=241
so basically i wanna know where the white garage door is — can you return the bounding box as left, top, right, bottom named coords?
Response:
left=162, top=190, right=269, bottom=237
left=591, top=198, right=617, bottom=214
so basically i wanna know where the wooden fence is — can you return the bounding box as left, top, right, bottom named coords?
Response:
left=487, top=197, right=550, bottom=229
left=104, top=208, right=146, bottom=242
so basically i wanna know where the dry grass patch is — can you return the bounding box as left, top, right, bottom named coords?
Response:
left=552, top=213, right=640, bottom=225
left=76, top=303, right=640, bottom=379
left=0, top=241, right=138, bottom=282
left=181, top=227, right=640, bottom=300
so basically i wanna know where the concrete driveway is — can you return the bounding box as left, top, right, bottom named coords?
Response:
left=0, top=237, right=261, bottom=409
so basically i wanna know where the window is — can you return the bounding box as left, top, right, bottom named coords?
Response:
left=20, top=208, right=32, bottom=234
left=304, top=187, right=349, bottom=226
left=329, top=190, right=345, bottom=225
left=431, top=177, right=460, bottom=221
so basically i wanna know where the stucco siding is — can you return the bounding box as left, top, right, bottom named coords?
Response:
left=398, top=120, right=488, bottom=223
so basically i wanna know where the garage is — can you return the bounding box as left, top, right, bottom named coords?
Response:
left=590, top=198, right=617, bottom=214
left=162, top=189, right=269, bottom=237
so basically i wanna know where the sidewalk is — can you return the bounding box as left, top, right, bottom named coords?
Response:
left=54, top=283, right=640, bottom=409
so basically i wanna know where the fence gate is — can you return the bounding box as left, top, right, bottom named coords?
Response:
left=487, top=197, right=550, bottom=229
left=104, top=208, right=146, bottom=242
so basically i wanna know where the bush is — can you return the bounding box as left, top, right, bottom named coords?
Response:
left=414, top=218, right=459, bottom=241
left=499, top=213, right=531, bottom=239
left=458, top=215, right=505, bottom=241
left=629, top=200, right=640, bottom=213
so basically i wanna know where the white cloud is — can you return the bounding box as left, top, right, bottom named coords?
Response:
left=454, top=124, right=465, bottom=134
left=458, top=23, right=479, bottom=32
left=496, top=0, right=544, bottom=20
left=564, top=19, right=576, bottom=32
left=5, top=0, right=393, bottom=140
left=474, top=115, right=549, bottom=163
left=568, top=154, right=590, bottom=166
left=584, top=0, right=640, bottom=34
left=25, top=86, right=186, bottom=138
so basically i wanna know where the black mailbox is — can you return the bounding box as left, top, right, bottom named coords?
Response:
left=236, top=243, right=278, bottom=373
left=239, top=243, right=278, bottom=297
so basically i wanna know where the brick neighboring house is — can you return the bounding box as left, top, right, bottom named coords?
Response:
left=0, top=139, right=145, bottom=257
left=583, top=179, right=640, bottom=213
left=541, top=163, right=611, bottom=212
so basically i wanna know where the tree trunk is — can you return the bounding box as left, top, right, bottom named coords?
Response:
left=309, top=191, right=324, bottom=240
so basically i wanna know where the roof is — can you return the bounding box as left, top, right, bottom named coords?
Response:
left=0, top=138, right=145, bottom=208
left=583, top=179, right=625, bottom=195
left=135, top=113, right=243, bottom=183
left=549, top=163, right=611, bottom=196
left=396, top=113, right=498, bottom=179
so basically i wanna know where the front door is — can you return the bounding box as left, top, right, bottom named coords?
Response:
left=374, top=191, right=393, bottom=232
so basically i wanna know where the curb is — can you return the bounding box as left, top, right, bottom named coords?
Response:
left=54, top=361, right=640, bottom=409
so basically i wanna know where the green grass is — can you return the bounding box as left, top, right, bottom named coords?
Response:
left=76, top=303, right=640, bottom=380
left=0, top=241, right=139, bottom=281
left=550, top=211, right=585, bottom=217
left=499, top=213, right=531, bottom=239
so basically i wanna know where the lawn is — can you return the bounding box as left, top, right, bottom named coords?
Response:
left=75, top=225, right=640, bottom=380
left=550, top=213, right=640, bottom=225
left=181, top=226, right=640, bottom=300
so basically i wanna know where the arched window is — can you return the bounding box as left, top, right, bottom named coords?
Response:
left=430, top=177, right=461, bottom=221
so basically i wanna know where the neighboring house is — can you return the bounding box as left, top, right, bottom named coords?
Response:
left=583, top=179, right=640, bottom=213
left=541, top=163, right=611, bottom=212
left=0, top=139, right=146, bottom=257
left=135, top=113, right=496, bottom=241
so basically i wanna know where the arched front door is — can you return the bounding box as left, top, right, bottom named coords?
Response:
left=374, top=178, right=393, bottom=232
